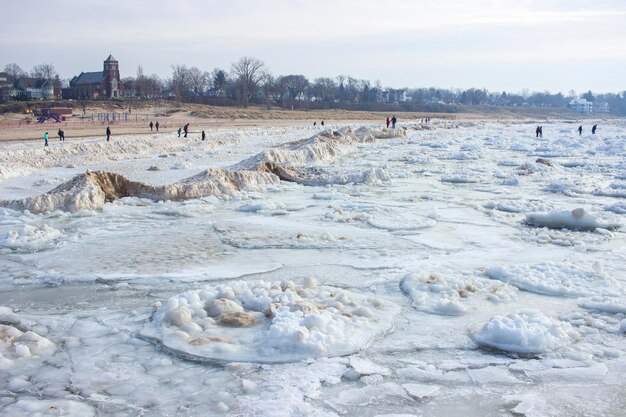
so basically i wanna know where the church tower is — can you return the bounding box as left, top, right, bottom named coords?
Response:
left=102, top=55, right=122, bottom=98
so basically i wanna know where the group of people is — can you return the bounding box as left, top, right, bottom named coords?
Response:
left=312, top=121, right=325, bottom=127
left=149, top=121, right=160, bottom=132
left=420, top=118, right=431, bottom=123
left=535, top=126, right=543, bottom=137
left=578, top=124, right=598, bottom=136
left=385, top=116, right=397, bottom=128
left=177, top=123, right=190, bottom=138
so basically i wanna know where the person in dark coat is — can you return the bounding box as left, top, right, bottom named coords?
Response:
left=578, top=125, right=583, bottom=136
left=391, top=115, right=397, bottom=128
left=156, top=121, right=159, bottom=132
left=106, top=126, right=111, bottom=142
left=183, top=123, right=189, bottom=138
left=386, top=116, right=390, bottom=128
left=592, top=124, right=597, bottom=134
left=149, top=121, right=153, bottom=131
left=201, top=130, right=206, bottom=141
left=177, top=127, right=181, bottom=137
left=321, top=121, right=324, bottom=127
left=58, top=129, right=65, bottom=141
left=535, top=126, right=540, bottom=138
left=539, top=126, right=543, bottom=137
left=313, top=121, right=316, bottom=127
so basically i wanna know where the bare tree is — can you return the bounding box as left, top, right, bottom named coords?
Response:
left=170, top=64, right=191, bottom=101
left=136, top=65, right=147, bottom=98
left=4, top=63, right=27, bottom=81
left=30, top=63, right=59, bottom=80
left=230, top=57, right=268, bottom=107
left=188, top=66, right=208, bottom=96
left=279, top=75, right=310, bottom=107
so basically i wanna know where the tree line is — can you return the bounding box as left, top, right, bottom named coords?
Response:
left=3, top=58, right=626, bottom=115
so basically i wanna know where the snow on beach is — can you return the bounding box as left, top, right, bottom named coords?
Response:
left=0, top=120, right=625, bottom=416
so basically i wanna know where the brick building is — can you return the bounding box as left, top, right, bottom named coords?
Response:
left=63, top=55, right=124, bottom=99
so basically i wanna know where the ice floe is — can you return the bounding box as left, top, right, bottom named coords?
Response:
left=524, top=208, right=621, bottom=231
left=485, top=262, right=623, bottom=297
left=140, top=280, right=399, bottom=363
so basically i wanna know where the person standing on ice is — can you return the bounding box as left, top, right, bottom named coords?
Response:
left=156, top=121, right=159, bottom=132
left=177, top=127, right=182, bottom=137
left=386, top=116, right=390, bottom=128
left=43, top=132, right=49, bottom=147
left=184, top=123, right=189, bottom=138
left=149, top=121, right=153, bottom=131
left=391, top=115, right=397, bottom=128
left=535, top=126, right=540, bottom=138
left=58, top=128, right=65, bottom=141
left=592, top=124, right=597, bottom=134
left=321, top=120, right=324, bottom=127
left=201, top=130, right=206, bottom=141
left=313, top=121, right=317, bottom=127
left=578, top=125, right=583, bottom=136
left=106, top=126, right=111, bottom=142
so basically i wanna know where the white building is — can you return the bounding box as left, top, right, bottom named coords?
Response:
left=569, top=99, right=593, bottom=114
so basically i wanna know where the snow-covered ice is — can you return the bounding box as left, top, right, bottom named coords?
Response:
left=1, top=120, right=625, bottom=416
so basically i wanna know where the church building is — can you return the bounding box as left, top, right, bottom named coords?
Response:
left=63, top=55, right=123, bottom=99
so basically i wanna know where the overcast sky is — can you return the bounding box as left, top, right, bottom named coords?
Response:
left=2, top=0, right=625, bottom=93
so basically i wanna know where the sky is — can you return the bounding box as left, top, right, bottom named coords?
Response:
left=2, top=0, right=625, bottom=93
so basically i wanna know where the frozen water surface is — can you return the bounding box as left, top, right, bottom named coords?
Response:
left=0, top=121, right=625, bottom=416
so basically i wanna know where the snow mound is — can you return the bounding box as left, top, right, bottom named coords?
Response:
left=0, top=324, right=56, bottom=364
left=0, top=224, right=62, bottom=252
left=525, top=208, right=621, bottom=231
left=254, top=162, right=391, bottom=186
left=2, top=399, right=96, bottom=417
left=400, top=273, right=517, bottom=316
left=471, top=310, right=575, bottom=354
left=485, top=262, right=623, bottom=297
left=140, top=280, right=399, bottom=363
left=235, top=127, right=405, bottom=170
left=1, top=169, right=279, bottom=213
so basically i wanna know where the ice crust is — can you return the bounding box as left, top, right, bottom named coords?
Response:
left=400, top=272, right=517, bottom=315
left=1, top=169, right=279, bottom=213
left=485, top=262, right=623, bottom=297
left=471, top=309, right=576, bottom=354
left=140, top=280, right=400, bottom=363
left=0, top=323, right=56, bottom=365
left=0, top=224, right=61, bottom=252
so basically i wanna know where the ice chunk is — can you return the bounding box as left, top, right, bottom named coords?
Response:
left=470, top=309, right=575, bottom=354
left=401, top=383, right=440, bottom=399
left=0, top=224, right=61, bottom=252
left=525, top=208, right=621, bottom=231
left=350, top=357, right=392, bottom=376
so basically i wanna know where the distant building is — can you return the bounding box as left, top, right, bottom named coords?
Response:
left=0, top=72, right=16, bottom=101
left=64, top=55, right=124, bottom=99
left=383, top=89, right=408, bottom=103
left=594, top=101, right=610, bottom=114
left=14, top=78, right=54, bottom=100
left=569, top=98, right=593, bottom=114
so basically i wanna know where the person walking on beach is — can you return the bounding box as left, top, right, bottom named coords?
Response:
left=58, top=129, right=65, bottom=141
left=183, top=123, right=189, bottom=138
left=149, top=121, right=153, bottom=131
left=391, top=115, right=397, bottom=128
left=106, top=126, right=111, bottom=142
left=313, top=121, right=317, bottom=127
left=156, top=121, right=159, bottom=132
left=535, top=126, right=540, bottom=138
left=386, top=116, right=390, bottom=128
left=177, top=127, right=182, bottom=137
left=201, top=130, right=206, bottom=141
left=592, top=124, right=597, bottom=134
left=43, top=132, right=49, bottom=147
left=578, top=125, right=583, bottom=136
left=321, top=120, right=324, bottom=127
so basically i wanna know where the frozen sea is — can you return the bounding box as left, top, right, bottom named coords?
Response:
left=0, top=120, right=624, bottom=417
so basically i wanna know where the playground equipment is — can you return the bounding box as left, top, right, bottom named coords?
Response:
left=36, top=113, right=62, bottom=123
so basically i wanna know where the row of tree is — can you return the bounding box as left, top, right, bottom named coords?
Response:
left=4, top=58, right=626, bottom=115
